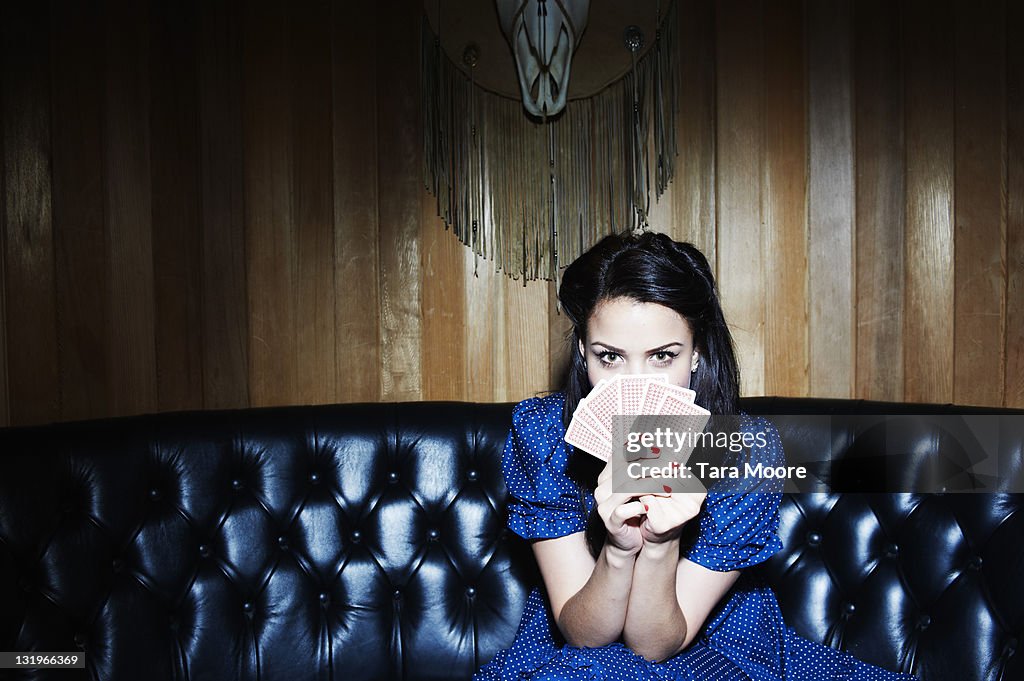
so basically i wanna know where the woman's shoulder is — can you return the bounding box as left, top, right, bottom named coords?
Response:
left=511, top=391, right=566, bottom=430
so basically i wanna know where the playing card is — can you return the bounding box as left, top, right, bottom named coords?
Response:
left=660, top=391, right=710, bottom=417
left=565, top=411, right=612, bottom=460
left=582, top=378, right=621, bottom=436
left=663, top=383, right=697, bottom=404
left=619, top=374, right=664, bottom=414
left=640, top=380, right=672, bottom=415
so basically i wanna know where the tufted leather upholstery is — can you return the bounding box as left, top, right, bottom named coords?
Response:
left=0, top=398, right=1021, bottom=681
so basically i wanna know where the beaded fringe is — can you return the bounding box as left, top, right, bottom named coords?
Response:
left=422, top=1, right=679, bottom=284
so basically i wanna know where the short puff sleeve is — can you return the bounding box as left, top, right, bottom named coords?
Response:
left=502, top=393, right=590, bottom=540
left=684, top=416, right=785, bottom=571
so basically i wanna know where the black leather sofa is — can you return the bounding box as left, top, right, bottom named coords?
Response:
left=0, top=397, right=1021, bottom=681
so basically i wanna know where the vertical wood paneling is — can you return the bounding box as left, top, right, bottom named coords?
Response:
left=505, top=279, right=548, bottom=401
left=954, top=0, right=1007, bottom=407
left=854, top=0, right=905, bottom=401
left=807, top=0, right=855, bottom=399
left=152, top=0, right=204, bottom=411
left=464, top=251, right=501, bottom=402
left=198, top=0, right=249, bottom=409
left=0, top=107, right=7, bottom=427
left=716, top=0, right=764, bottom=397
left=375, top=0, right=422, bottom=401
left=422, top=216, right=466, bottom=400
left=333, top=0, right=380, bottom=403
left=548, top=281, right=572, bottom=393
left=763, top=0, right=808, bottom=398
left=2, top=1, right=60, bottom=425
left=291, top=0, right=336, bottom=405
left=244, top=0, right=296, bottom=407
left=104, top=0, right=157, bottom=416
left=49, top=0, right=109, bottom=421
left=904, top=0, right=955, bottom=403
left=674, top=0, right=717, bottom=261
left=1008, top=0, right=1024, bottom=408
left=1, top=0, right=1022, bottom=422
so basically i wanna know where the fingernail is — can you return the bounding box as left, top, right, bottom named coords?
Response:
left=643, top=504, right=649, bottom=512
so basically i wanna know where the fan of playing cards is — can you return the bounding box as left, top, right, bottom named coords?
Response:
left=565, top=374, right=711, bottom=462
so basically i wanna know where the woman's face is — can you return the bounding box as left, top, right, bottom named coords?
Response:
left=580, top=297, right=697, bottom=389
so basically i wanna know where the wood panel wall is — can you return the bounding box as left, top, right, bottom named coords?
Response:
left=0, top=0, right=1020, bottom=427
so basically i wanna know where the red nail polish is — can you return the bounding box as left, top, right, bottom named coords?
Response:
left=643, top=504, right=649, bottom=512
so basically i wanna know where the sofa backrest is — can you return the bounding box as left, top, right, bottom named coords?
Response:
left=0, top=398, right=1021, bottom=681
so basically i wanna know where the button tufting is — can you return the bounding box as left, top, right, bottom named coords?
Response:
left=466, top=586, right=476, bottom=598
left=843, top=602, right=856, bottom=615
left=388, top=471, right=399, bottom=483
left=73, top=633, right=86, bottom=647
left=277, top=536, right=289, bottom=549
left=427, top=528, right=440, bottom=541
left=19, top=578, right=32, bottom=593
left=231, top=479, right=243, bottom=491
left=886, top=543, right=899, bottom=558
left=351, top=530, right=362, bottom=543
left=319, top=592, right=329, bottom=606
left=169, top=615, right=179, bottom=631
left=112, top=558, right=124, bottom=573
left=198, top=544, right=210, bottom=558
left=148, top=488, right=161, bottom=501
left=393, top=589, right=402, bottom=601
left=467, top=469, right=478, bottom=481
left=242, top=601, right=254, bottom=614
left=1005, top=637, right=1018, bottom=654
left=918, top=614, right=931, bottom=629
left=969, top=556, right=983, bottom=570
left=806, top=532, right=821, bottom=547
left=309, top=472, right=320, bottom=485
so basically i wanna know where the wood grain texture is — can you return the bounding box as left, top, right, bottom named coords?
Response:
left=903, top=0, right=955, bottom=403
left=244, top=0, right=296, bottom=407
left=104, top=0, right=158, bottom=416
left=953, top=0, right=1007, bottom=407
left=716, top=0, right=765, bottom=397
left=333, top=0, right=380, bottom=403
left=2, top=1, right=60, bottom=425
left=762, top=0, right=808, bottom=398
left=421, top=207, right=466, bottom=400
left=673, top=0, right=716, bottom=261
left=198, top=0, right=249, bottom=409
left=505, top=277, right=549, bottom=402
left=375, top=0, right=422, bottom=401
left=807, top=0, right=855, bottom=399
left=854, top=0, right=905, bottom=401
left=548, top=280, right=572, bottom=393
left=1008, top=0, right=1024, bottom=408
left=152, top=0, right=204, bottom=411
left=290, top=0, right=336, bottom=405
left=464, top=252, right=502, bottom=402
left=48, top=0, right=109, bottom=421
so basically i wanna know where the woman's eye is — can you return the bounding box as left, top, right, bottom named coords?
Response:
left=597, top=352, right=620, bottom=367
left=652, top=351, right=678, bottom=364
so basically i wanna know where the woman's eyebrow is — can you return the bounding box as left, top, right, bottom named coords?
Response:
left=589, top=341, right=684, bottom=354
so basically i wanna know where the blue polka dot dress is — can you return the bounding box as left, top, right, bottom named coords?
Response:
left=473, top=392, right=917, bottom=681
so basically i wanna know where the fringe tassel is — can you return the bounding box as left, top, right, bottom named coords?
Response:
left=422, top=0, right=680, bottom=282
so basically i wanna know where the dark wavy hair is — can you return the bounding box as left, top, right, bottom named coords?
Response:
left=557, top=230, right=741, bottom=557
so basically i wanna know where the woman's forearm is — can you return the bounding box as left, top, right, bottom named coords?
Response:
left=622, top=538, right=686, bottom=662
left=556, top=544, right=636, bottom=647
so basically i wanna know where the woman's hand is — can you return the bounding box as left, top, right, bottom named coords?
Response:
left=636, top=491, right=706, bottom=546
left=594, top=460, right=647, bottom=557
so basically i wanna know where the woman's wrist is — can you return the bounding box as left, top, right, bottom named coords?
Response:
left=603, top=543, right=640, bottom=570
left=637, top=536, right=681, bottom=562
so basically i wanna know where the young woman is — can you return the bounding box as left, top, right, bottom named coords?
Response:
left=473, top=231, right=916, bottom=680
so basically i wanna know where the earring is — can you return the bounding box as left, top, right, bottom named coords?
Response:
left=691, top=354, right=699, bottom=373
